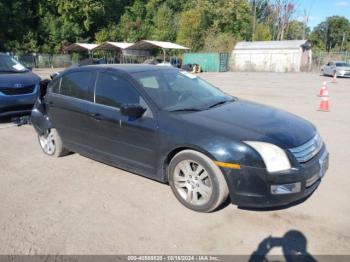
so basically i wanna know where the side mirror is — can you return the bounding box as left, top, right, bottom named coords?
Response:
left=120, top=104, right=146, bottom=118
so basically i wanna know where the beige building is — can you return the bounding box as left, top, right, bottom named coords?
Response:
left=230, top=40, right=312, bottom=72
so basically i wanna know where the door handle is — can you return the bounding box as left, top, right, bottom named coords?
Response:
left=89, top=113, right=103, bottom=120
left=47, top=101, right=54, bottom=107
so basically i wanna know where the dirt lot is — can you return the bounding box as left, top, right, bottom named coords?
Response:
left=0, top=69, right=349, bottom=256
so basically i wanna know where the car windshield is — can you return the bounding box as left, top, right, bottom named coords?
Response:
left=0, top=55, right=28, bottom=73
left=132, top=69, right=233, bottom=111
left=335, top=62, right=350, bottom=67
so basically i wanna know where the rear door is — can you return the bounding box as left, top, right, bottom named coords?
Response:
left=88, top=70, right=159, bottom=177
left=46, top=70, right=95, bottom=153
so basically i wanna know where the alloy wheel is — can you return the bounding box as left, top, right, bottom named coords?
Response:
left=173, top=160, right=213, bottom=206
left=39, top=132, right=56, bottom=155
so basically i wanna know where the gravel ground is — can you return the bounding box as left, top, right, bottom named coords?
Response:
left=0, top=69, right=349, bottom=256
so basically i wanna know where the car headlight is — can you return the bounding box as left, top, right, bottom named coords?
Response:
left=338, top=70, right=345, bottom=74
left=244, top=141, right=291, bottom=172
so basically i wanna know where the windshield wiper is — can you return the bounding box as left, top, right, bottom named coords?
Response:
left=207, top=99, right=234, bottom=109
left=169, top=108, right=203, bottom=112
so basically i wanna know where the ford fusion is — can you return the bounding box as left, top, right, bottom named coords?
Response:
left=31, top=65, right=329, bottom=212
left=0, top=53, right=40, bottom=117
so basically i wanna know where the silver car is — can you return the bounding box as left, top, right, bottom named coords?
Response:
left=321, top=61, right=350, bottom=78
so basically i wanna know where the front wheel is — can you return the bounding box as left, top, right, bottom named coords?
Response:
left=38, top=129, right=69, bottom=157
left=168, top=150, right=229, bottom=212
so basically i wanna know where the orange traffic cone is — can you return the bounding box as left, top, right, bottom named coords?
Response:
left=318, top=96, right=330, bottom=112
left=332, top=74, right=337, bottom=83
left=319, top=81, right=329, bottom=97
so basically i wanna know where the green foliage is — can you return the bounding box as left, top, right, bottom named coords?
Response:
left=176, top=9, right=204, bottom=51
left=202, top=27, right=237, bottom=52
left=254, top=23, right=272, bottom=41
left=0, top=0, right=349, bottom=54
left=117, top=0, right=149, bottom=42
left=95, top=24, right=119, bottom=43
left=285, top=21, right=308, bottom=40
left=310, top=16, right=350, bottom=52
left=150, top=4, right=177, bottom=41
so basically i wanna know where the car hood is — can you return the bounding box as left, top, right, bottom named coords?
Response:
left=176, top=99, right=316, bottom=149
left=0, top=71, right=41, bottom=87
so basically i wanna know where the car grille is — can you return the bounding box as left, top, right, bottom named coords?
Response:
left=0, top=85, right=36, bottom=95
left=289, top=134, right=323, bottom=163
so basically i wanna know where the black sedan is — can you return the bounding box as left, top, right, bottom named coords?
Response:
left=31, top=65, right=329, bottom=212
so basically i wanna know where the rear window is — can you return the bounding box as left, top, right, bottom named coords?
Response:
left=60, top=71, right=92, bottom=101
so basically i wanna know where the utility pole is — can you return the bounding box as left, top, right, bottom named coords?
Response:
left=302, top=9, right=310, bottom=40
left=252, top=0, right=257, bottom=41
left=340, top=32, right=346, bottom=52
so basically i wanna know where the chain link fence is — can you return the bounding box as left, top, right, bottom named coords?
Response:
left=14, top=54, right=76, bottom=68
left=312, top=51, right=350, bottom=72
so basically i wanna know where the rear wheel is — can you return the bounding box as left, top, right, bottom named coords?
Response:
left=168, top=150, right=229, bottom=212
left=38, top=129, right=69, bottom=157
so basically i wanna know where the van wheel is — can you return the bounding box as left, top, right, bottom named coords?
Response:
left=38, top=129, right=69, bottom=157
left=168, top=150, right=229, bottom=212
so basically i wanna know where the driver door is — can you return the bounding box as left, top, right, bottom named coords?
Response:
left=88, top=70, right=159, bottom=177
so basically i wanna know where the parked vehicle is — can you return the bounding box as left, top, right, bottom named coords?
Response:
left=0, top=53, right=41, bottom=117
left=31, top=65, right=329, bottom=212
left=321, top=61, right=350, bottom=78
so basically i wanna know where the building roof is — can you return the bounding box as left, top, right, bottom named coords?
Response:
left=127, top=40, right=189, bottom=50
left=93, top=42, right=134, bottom=51
left=64, top=43, right=98, bottom=52
left=234, top=40, right=309, bottom=50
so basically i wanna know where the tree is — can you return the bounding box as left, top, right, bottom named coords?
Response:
left=95, top=23, right=119, bottom=43
left=255, top=23, right=272, bottom=40
left=310, top=16, right=350, bottom=52
left=285, top=20, right=309, bottom=40
left=176, top=9, right=204, bottom=51
left=150, top=3, right=177, bottom=41
left=117, top=0, right=150, bottom=42
left=202, top=27, right=236, bottom=52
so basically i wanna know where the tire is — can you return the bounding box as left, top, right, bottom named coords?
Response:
left=168, top=150, right=229, bottom=212
left=38, top=129, right=69, bottom=157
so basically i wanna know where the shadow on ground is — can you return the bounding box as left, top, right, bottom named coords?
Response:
left=249, top=230, right=316, bottom=262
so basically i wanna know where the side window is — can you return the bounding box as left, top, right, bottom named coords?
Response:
left=95, top=72, right=140, bottom=108
left=60, top=71, right=92, bottom=100
left=50, top=77, right=60, bottom=94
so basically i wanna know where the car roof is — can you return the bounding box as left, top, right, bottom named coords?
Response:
left=65, top=64, right=177, bottom=74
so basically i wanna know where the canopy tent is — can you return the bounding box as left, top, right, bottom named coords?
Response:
left=92, top=42, right=134, bottom=51
left=126, top=40, right=189, bottom=61
left=127, top=40, right=189, bottom=50
left=63, top=43, right=98, bottom=52
left=92, top=42, right=147, bottom=63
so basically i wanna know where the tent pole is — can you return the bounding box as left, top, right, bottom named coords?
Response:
left=163, top=48, right=166, bottom=62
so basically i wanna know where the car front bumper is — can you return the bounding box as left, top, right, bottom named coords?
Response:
left=0, top=88, right=37, bottom=117
left=222, top=146, right=329, bottom=208
left=337, top=71, right=350, bottom=78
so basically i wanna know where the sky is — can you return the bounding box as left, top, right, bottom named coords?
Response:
left=295, top=0, right=350, bottom=28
